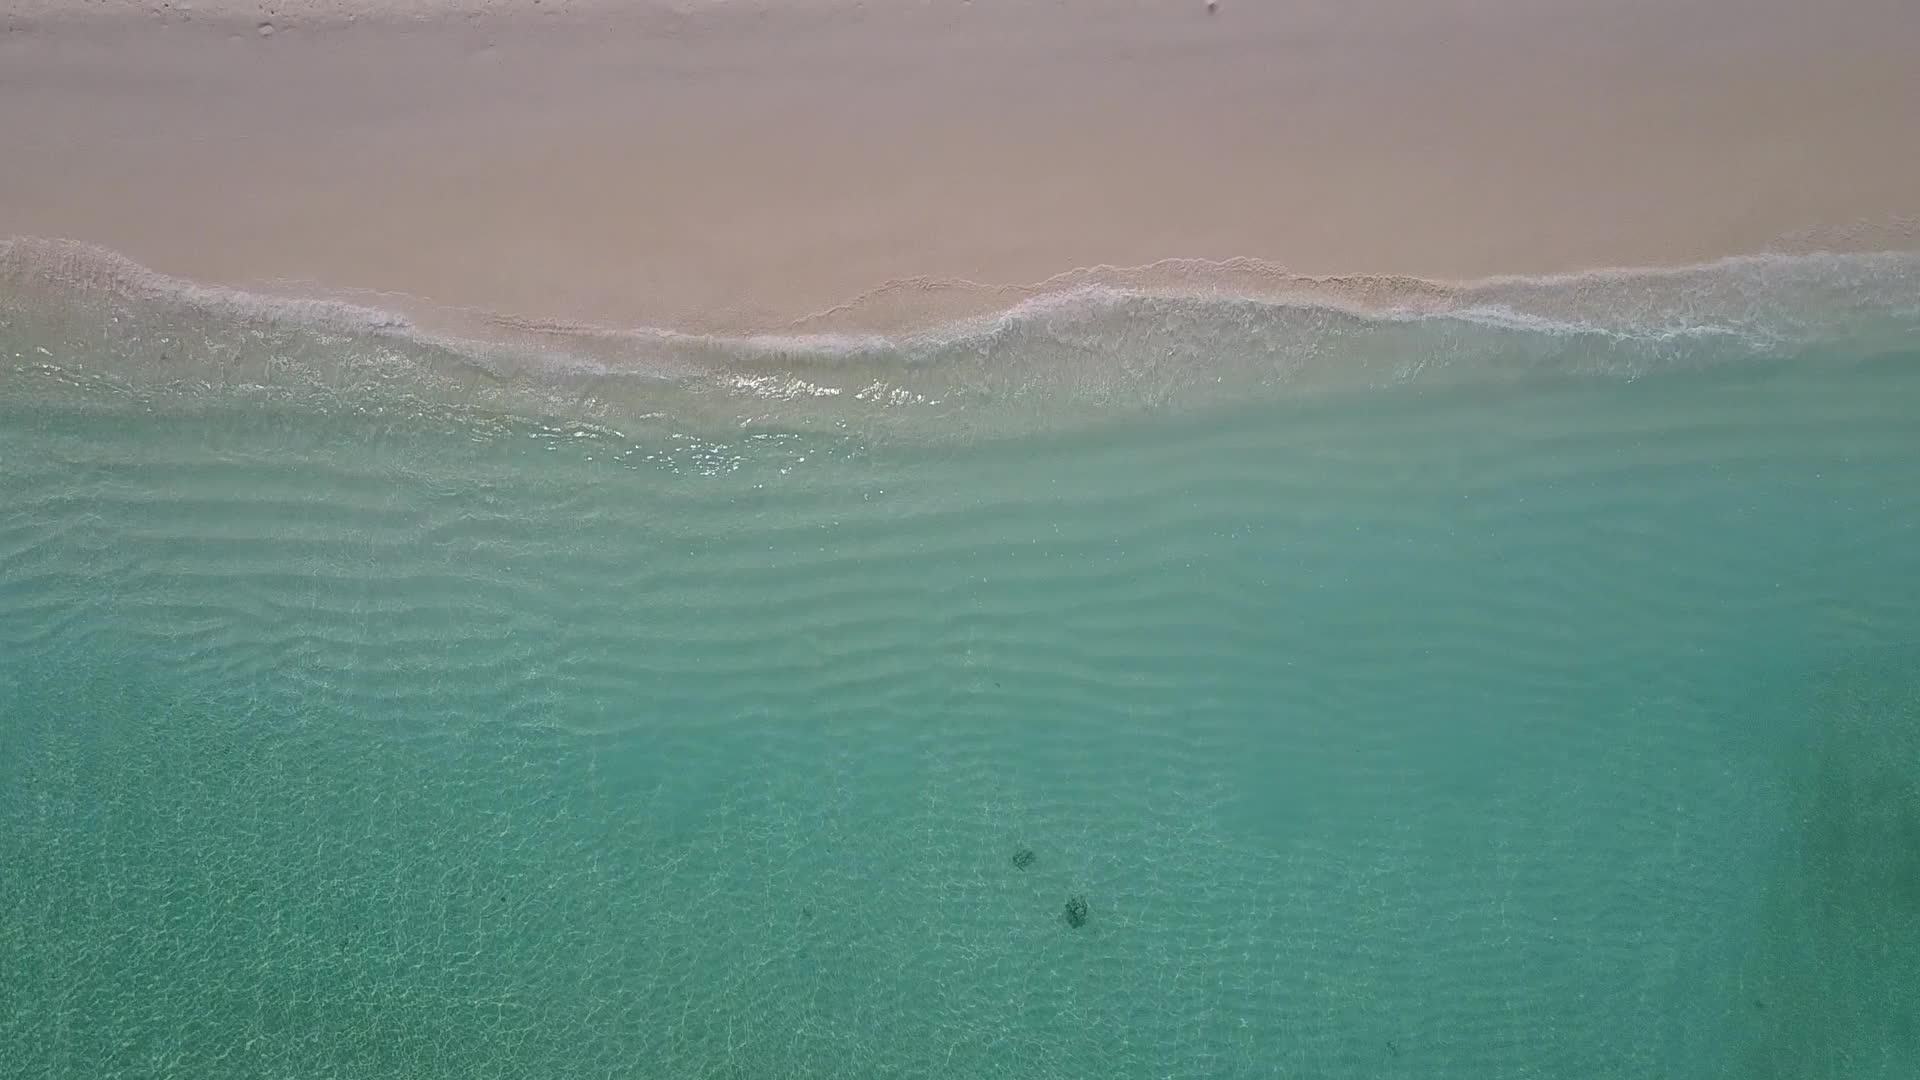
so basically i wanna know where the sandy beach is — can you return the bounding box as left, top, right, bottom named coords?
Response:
left=3, top=0, right=1917, bottom=335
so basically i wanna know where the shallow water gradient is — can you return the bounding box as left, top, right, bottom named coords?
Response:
left=3, top=338, right=1919, bottom=1078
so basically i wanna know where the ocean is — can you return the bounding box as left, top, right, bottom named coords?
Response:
left=3, top=243, right=1918, bottom=1077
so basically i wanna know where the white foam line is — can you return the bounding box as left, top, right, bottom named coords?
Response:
left=5, top=236, right=1912, bottom=366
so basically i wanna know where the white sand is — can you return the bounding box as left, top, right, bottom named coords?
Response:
left=3, top=0, right=1917, bottom=334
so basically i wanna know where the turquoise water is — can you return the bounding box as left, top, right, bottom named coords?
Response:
left=3, top=248, right=1920, bottom=1077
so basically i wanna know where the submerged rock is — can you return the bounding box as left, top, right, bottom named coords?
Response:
left=1064, top=895, right=1089, bottom=929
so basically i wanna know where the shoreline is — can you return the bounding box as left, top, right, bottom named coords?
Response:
left=4, top=1, right=1919, bottom=336
left=11, top=236, right=1914, bottom=357
left=8, top=236, right=1918, bottom=444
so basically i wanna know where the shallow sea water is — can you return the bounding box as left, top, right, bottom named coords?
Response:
left=3, top=251, right=1919, bottom=1077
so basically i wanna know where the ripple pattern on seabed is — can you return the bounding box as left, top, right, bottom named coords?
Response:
left=3, top=262, right=1920, bottom=1078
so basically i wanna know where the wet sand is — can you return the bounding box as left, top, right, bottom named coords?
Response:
left=3, top=0, right=1917, bottom=334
